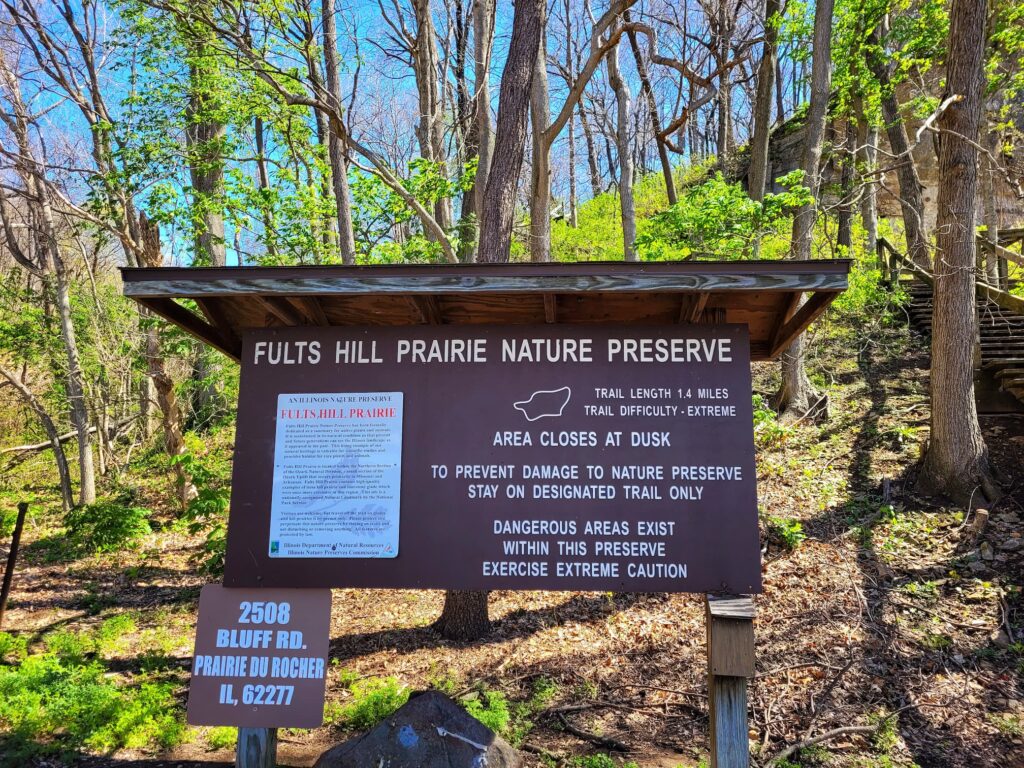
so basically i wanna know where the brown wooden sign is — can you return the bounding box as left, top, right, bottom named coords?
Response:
left=224, top=324, right=762, bottom=594
left=187, top=586, right=331, bottom=728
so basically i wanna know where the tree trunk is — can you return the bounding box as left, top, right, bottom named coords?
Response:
left=472, top=0, right=497, bottom=258
left=854, top=98, right=879, bottom=257
left=776, top=0, right=834, bottom=421
left=413, top=0, right=452, bottom=237
left=837, top=121, right=855, bottom=253
left=434, top=590, right=491, bottom=641
left=579, top=104, right=603, bottom=198
left=530, top=6, right=552, bottom=262
left=717, top=68, right=733, bottom=171
left=980, top=116, right=1001, bottom=285
left=186, top=41, right=227, bottom=267
left=567, top=109, right=579, bottom=227
left=606, top=30, right=636, bottom=261
left=322, top=0, right=357, bottom=265
left=442, top=0, right=544, bottom=637
left=139, top=215, right=197, bottom=508
left=50, top=268, right=95, bottom=506
left=453, top=0, right=476, bottom=262
left=866, top=28, right=930, bottom=269
left=747, top=0, right=780, bottom=202
left=477, top=0, right=544, bottom=263
left=625, top=16, right=676, bottom=206
left=565, top=0, right=579, bottom=225
left=917, top=0, right=996, bottom=506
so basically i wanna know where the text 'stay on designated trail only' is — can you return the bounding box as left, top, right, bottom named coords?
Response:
left=224, top=324, right=763, bottom=595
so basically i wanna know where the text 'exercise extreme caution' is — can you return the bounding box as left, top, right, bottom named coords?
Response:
left=225, top=325, right=762, bottom=594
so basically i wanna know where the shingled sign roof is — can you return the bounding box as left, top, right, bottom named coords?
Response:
left=120, top=259, right=851, bottom=363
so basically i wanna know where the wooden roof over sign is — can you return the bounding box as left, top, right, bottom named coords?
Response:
left=119, top=259, right=850, bottom=363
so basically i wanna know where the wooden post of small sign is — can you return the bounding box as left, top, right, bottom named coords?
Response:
left=236, top=727, right=277, bottom=768
left=706, top=594, right=755, bottom=768
left=0, top=502, right=29, bottom=629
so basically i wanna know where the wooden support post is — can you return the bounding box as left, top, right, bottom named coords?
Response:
left=706, top=594, right=755, bottom=768
left=0, top=502, right=28, bottom=629
left=236, top=727, right=277, bottom=768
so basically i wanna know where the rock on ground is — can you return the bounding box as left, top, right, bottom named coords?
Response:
left=314, top=690, right=522, bottom=768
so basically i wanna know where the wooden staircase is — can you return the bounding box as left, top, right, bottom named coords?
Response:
left=906, top=283, right=1024, bottom=407
left=877, top=236, right=1024, bottom=412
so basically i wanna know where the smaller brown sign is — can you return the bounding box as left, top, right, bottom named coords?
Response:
left=187, top=585, right=332, bottom=728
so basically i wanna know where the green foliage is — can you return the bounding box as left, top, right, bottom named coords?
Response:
left=95, top=614, right=138, bottom=657
left=0, top=648, right=185, bottom=764
left=463, top=689, right=511, bottom=734
left=461, top=676, right=561, bottom=745
left=765, top=516, right=807, bottom=550
left=830, top=248, right=908, bottom=324
left=426, top=665, right=460, bottom=695
left=333, top=676, right=410, bottom=730
left=0, top=507, right=18, bottom=539
left=753, top=395, right=791, bottom=449
left=64, top=501, right=151, bottom=555
left=987, top=712, right=1024, bottom=737
left=551, top=172, right=672, bottom=261
left=174, top=439, right=232, bottom=576
left=571, top=755, right=639, bottom=768
left=636, top=172, right=811, bottom=260
left=350, top=158, right=476, bottom=264
left=868, top=710, right=899, bottom=754
left=204, top=725, right=238, bottom=750
left=0, top=633, right=27, bottom=663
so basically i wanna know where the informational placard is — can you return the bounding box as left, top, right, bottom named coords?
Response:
left=225, top=325, right=762, bottom=594
left=186, top=586, right=331, bottom=728
left=270, top=392, right=403, bottom=558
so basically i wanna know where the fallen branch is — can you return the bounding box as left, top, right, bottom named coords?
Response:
left=556, top=713, right=628, bottom=752
left=610, top=682, right=707, bottom=698
left=765, top=701, right=952, bottom=765
left=2, top=427, right=94, bottom=455
left=551, top=698, right=703, bottom=717
left=767, top=724, right=877, bottom=765
left=2, top=415, right=139, bottom=458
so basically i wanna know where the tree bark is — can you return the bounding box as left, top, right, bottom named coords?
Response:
left=472, top=0, right=497, bottom=257
left=565, top=0, right=579, bottom=225
left=625, top=14, right=675, bottom=206
left=139, top=215, right=197, bottom=508
left=441, top=0, right=545, bottom=638
left=866, top=26, right=930, bottom=269
left=980, top=116, right=1001, bottom=285
left=854, top=98, right=879, bottom=257
left=50, top=268, right=96, bottom=506
left=579, top=104, right=604, bottom=198
left=322, top=0, right=357, bottom=265
left=776, top=0, right=834, bottom=421
left=185, top=39, right=227, bottom=267
left=412, top=0, right=453, bottom=237
left=477, top=0, right=544, bottom=263
left=837, top=121, right=855, bottom=253
left=917, top=0, right=996, bottom=506
left=530, top=5, right=552, bottom=262
left=434, top=590, right=491, bottom=641
left=747, top=0, right=780, bottom=202
left=606, top=28, right=636, bottom=261
left=453, top=0, right=476, bottom=262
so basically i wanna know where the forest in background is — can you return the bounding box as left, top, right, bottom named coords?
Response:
left=1, top=0, right=1024, bottom=764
